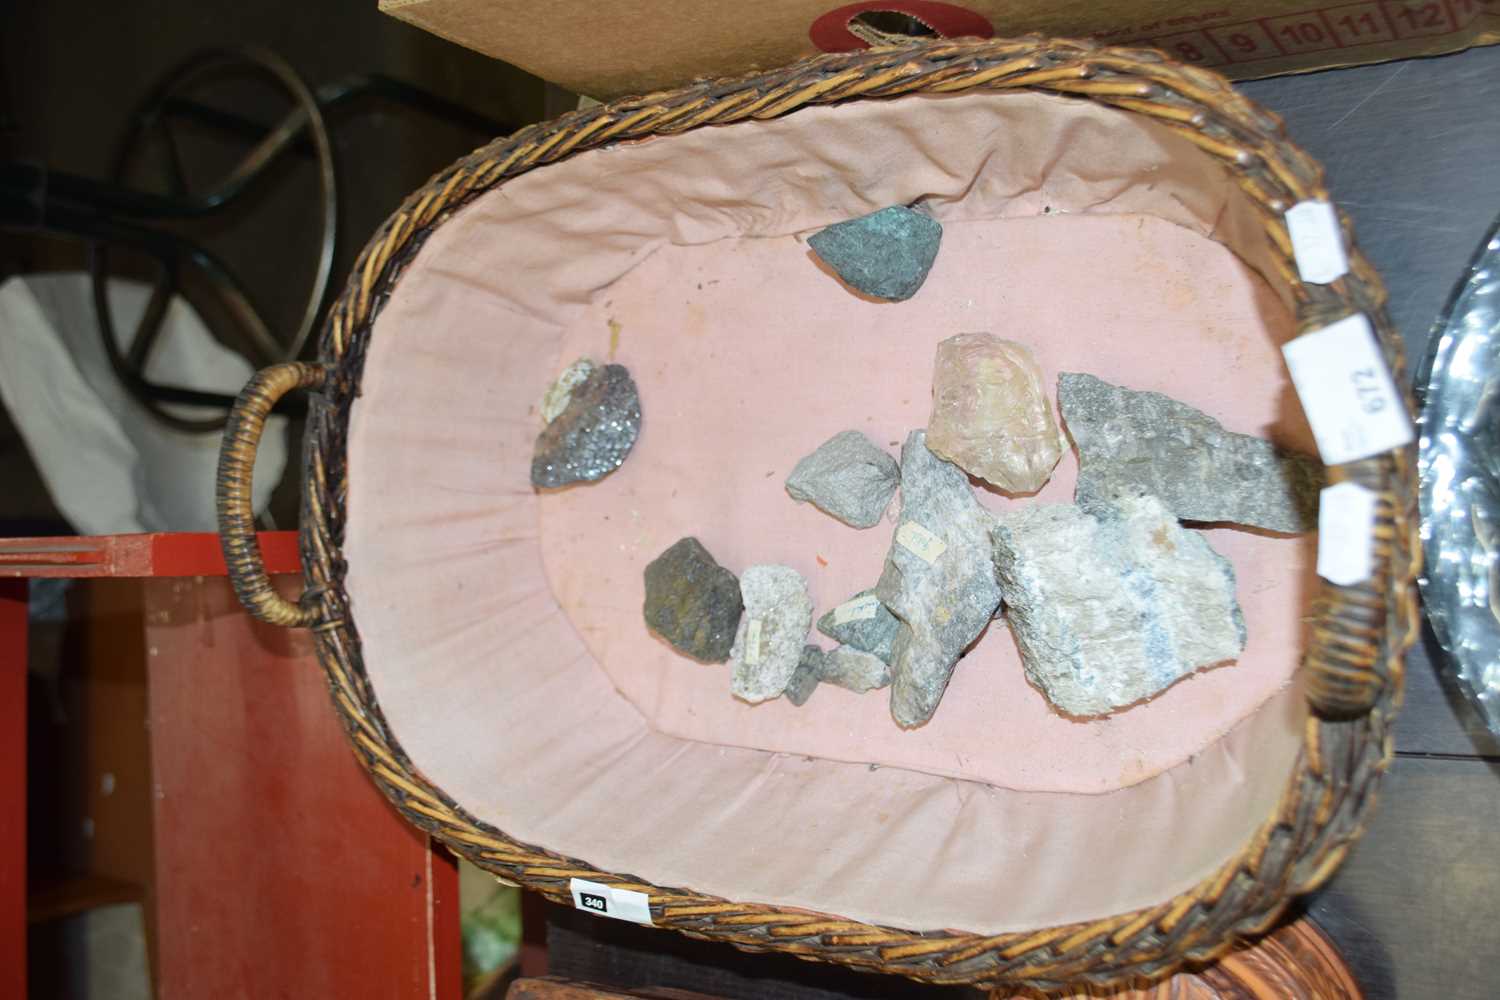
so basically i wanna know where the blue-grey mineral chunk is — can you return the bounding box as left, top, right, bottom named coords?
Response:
left=643, top=537, right=743, bottom=663
left=531, top=363, right=641, bottom=488
left=785, top=430, right=900, bottom=528
left=816, top=589, right=901, bottom=665
left=993, top=493, right=1246, bottom=717
left=808, top=205, right=943, bottom=302
left=875, top=431, right=1004, bottom=728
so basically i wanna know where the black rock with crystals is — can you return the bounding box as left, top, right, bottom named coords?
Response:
left=531, top=364, right=641, bottom=488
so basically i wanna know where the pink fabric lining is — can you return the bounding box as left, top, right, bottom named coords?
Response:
left=344, top=91, right=1308, bottom=933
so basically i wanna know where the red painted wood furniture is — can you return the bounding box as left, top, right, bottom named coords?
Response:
left=1, top=532, right=460, bottom=999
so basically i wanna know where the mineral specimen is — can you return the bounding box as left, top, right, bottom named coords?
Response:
left=531, top=363, right=641, bottom=488
left=1058, top=372, right=1324, bottom=533
left=819, top=646, right=892, bottom=693
left=540, top=358, right=595, bottom=424
left=807, top=205, right=943, bottom=302
left=926, top=333, right=1063, bottom=493
left=785, top=645, right=824, bottom=706
left=875, top=431, right=1004, bottom=727
left=815, top=589, right=901, bottom=665
left=730, top=565, right=815, bottom=704
left=785, top=430, right=900, bottom=529
left=642, top=537, right=743, bottom=663
left=992, top=493, right=1246, bottom=717
left=782, top=643, right=891, bottom=707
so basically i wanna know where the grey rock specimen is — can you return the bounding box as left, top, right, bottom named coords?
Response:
left=642, top=537, right=743, bottom=663
left=730, top=565, right=815, bottom=703
left=875, top=431, right=1004, bottom=727
left=785, top=430, right=900, bottom=528
left=808, top=206, right=943, bottom=302
left=816, top=588, right=901, bottom=664
left=1058, top=372, right=1323, bottom=533
left=782, top=643, right=892, bottom=707
left=531, top=363, right=641, bottom=488
left=785, top=646, right=824, bottom=706
left=820, top=646, right=892, bottom=693
left=993, top=493, right=1247, bottom=717
left=540, top=358, right=596, bottom=424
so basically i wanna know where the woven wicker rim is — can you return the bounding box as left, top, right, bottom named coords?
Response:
left=219, top=36, right=1417, bottom=990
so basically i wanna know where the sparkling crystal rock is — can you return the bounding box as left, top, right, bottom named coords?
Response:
left=784, top=430, right=900, bottom=529
left=926, top=333, right=1063, bottom=494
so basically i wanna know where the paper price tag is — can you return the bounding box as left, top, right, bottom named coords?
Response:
left=833, top=593, right=882, bottom=624
left=1282, top=313, right=1413, bottom=465
left=1316, top=482, right=1376, bottom=586
left=1285, top=200, right=1349, bottom=285
left=744, top=619, right=763, bottom=665
left=569, top=878, right=654, bottom=925
left=896, top=521, right=947, bottom=564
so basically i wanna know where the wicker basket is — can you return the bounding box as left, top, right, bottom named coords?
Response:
left=214, top=37, right=1416, bottom=991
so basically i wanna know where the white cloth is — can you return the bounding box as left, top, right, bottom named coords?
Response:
left=0, top=273, right=287, bottom=533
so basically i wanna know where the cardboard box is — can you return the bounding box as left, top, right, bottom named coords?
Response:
left=380, top=0, right=1500, bottom=98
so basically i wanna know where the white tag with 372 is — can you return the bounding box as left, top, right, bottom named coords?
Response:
left=1282, top=313, right=1412, bottom=466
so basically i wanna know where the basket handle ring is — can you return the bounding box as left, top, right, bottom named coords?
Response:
left=215, top=361, right=327, bottom=627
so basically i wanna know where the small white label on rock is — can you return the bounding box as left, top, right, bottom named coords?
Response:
left=1285, top=200, right=1349, bottom=285
left=833, top=593, right=881, bottom=624
left=569, top=878, right=653, bottom=925
left=744, top=619, right=763, bottom=665
left=1316, top=482, right=1377, bottom=586
left=1282, top=313, right=1413, bottom=465
left=896, top=521, right=948, bottom=564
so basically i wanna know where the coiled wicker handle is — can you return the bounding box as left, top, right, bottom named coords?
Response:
left=216, top=361, right=327, bottom=627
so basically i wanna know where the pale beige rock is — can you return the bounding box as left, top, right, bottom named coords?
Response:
left=926, top=334, right=1063, bottom=493
left=540, top=358, right=595, bottom=424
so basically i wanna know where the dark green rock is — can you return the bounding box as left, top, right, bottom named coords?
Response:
left=808, top=206, right=943, bottom=302
left=643, top=537, right=742, bottom=663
